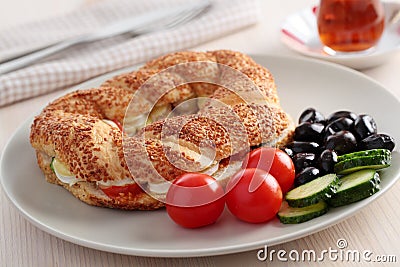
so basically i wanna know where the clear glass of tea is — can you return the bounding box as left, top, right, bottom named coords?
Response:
left=317, top=0, right=385, bottom=54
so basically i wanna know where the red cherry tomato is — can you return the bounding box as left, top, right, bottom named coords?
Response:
left=226, top=168, right=282, bottom=223
left=100, top=183, right=142, bottom=199
left=243, top=147, right=295, bottom=193
left=166, top=173, right=225, bottom=228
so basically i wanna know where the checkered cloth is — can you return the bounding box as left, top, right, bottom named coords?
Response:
left=0, top=0, right=260, bottom=107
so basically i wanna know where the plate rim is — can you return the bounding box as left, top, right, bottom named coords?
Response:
left=1, top=54, right=400, bottom=257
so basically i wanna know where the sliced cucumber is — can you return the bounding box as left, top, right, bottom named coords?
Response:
left=278, top=201, right=329, bottom=224
left=334, top=154, right=391, bottom=175
left=285, top=173, right=340, bottom=208
left=337, top=149, right=391, bottom=162
left=50, top=157, right=55, bottom=172
left=328, top=169, right=380, bottom=207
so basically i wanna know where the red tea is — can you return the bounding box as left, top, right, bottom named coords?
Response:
left=317, top=0, right=385, bottom=52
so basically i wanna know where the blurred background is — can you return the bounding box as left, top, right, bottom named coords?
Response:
left=0, top=0, right=95, bottom=30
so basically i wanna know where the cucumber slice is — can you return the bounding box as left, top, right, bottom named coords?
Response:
left=337, top=149, right=391, bottom=162
left=328, top=169, right=380, bottom=207
left=278, top=201, right=329, bottom=224
left=334, top=154, right=391, bottom=175
left=285, top=173, right=340, bottom=207
left=50, top=157, right=55, bottom=172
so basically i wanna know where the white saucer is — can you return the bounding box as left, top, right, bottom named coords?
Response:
left=281, top=2, right=400, bottom=69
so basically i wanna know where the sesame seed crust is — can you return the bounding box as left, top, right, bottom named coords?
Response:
left=30, top=50, right=294, bottom=210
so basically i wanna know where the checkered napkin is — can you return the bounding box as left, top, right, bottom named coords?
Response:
left=0, top=0, right=260, bottom=107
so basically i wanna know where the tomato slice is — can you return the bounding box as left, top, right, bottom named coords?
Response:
left=100, top=183, right=142, bottom=199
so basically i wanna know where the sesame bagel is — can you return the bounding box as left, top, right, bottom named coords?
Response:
left=30, top=50, right=294, bottom=210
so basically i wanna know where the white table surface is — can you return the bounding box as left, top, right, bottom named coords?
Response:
left=1, top=0, right=400, bottom=266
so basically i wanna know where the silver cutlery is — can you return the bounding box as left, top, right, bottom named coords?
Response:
left=0, top=0, right=211, bottom=75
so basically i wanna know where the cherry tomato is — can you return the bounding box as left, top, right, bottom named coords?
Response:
left=226, top=168, right=282, bottom=223
left=100, top=183, right=142, bottom=199
left=243, top=147, right=295, bottom=193
left=166, top=173, right=225, bottom=228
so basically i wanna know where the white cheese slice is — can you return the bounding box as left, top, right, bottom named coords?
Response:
left=96, top=177, right=136, bottom=187
left=124, top=114, right=148, bottom=135
left=213, top=161, right=242, bottom=182
left=102, top=119, right=120, bottom=129
left=200, top=161, right=219, bottom=176
left=147, top=181, right=171, bottom=195
left=52, top=158, right=82, bottom=186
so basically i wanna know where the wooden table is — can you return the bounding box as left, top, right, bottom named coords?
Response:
left=1, top=0, right=400, bottom=266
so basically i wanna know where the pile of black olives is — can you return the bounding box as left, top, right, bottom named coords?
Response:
left=284, top=108, right=395, bottom=187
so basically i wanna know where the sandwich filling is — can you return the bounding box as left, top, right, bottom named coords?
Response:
left=50, top=157, right=223, bottom=196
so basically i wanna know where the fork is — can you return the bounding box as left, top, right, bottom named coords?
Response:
left=0, top=0, right=211, bottom=75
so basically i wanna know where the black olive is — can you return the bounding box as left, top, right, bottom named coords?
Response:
left=299, top=108, right=325, bottom=124
left=294, top=167, right=320, bottom=187
left=285, top=141, right=321, bottom=154
left=353, top=114, right=377, bottom=140
left=293, top=153, right=316, bottom=173
left=283, top=147, right=294, bottom=158
left=360, top=133, right=395, bottom=151
left=324, top=117, right=354, bottom=135
left=294, top=122, right=325, bottom=143
left=326, top=110, right=357, bottom=124
left=325, top=130, right=357, bottom=155
left=317, top=149, right=338, bottom=174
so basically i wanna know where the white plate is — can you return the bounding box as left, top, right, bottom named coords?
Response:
left=281, top=2, right=400, bottom=69
left=1, top=55, right=400, bottom=257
